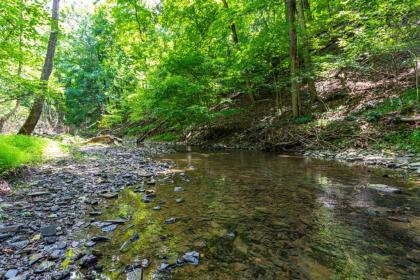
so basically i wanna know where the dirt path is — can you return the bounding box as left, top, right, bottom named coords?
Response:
left=0, top=145, right=170, bottom=280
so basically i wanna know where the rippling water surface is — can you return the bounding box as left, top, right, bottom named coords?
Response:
left=90, top=151, right=420, bottom=279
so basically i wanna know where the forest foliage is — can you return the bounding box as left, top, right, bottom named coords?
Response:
left=0, top=0, right=419, bottom=137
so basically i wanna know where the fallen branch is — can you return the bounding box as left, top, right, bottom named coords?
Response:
left=398, top=116, right=420, bottom=122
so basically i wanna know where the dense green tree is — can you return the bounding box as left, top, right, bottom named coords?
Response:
left=19, top=0, right=61, bottom=134
left=2, top=0, right=417, bottom=135
left=0, top=0, right=49, bottom=131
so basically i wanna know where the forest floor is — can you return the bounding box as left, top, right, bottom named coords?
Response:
left=0, top=144, right=171, bottom=279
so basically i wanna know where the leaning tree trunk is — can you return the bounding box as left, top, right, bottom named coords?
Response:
left=287, top=0, right=300, bottom=117
left=18, top=0, right=60, bottom=135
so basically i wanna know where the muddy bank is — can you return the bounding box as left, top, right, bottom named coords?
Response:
left=0, top=145, right=172, bottom=280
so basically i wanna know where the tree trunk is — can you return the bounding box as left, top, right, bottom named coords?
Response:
left=287, top=0, right=300, bottom=117
left=221, top=0, right=239, bottom=44
left=18, top=0, right=60, bottom=135
left=222, top=0, right=255, bottom=103
left=303, top=0, right=312, bottom=20
left=297, top=0, right=318, bottom=106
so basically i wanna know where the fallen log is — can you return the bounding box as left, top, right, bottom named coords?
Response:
left=82, top=135, right=123, bottom=145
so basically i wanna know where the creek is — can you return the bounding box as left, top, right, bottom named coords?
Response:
left=90, top=150, right=420, bottom=279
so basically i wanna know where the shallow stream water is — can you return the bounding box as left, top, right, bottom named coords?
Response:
left=89, top=151, right=420, bottom=279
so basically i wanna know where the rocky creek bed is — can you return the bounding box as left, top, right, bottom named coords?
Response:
left=0, top=145, right=172, bottom=280
left=1, top=143, right=420, bottom=280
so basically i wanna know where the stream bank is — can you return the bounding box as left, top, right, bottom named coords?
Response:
left=0, top=144, right=171, bottom=280
left=168, top=141, right=420, bottom=178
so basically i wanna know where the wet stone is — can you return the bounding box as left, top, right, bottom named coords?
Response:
left=141, top=198, right=152, bottom=203
left=44, top=236, right=57, bottom=244
left=180, top=251, right=200, bottom=266
left=104, top=219, right=126, bottom=224
left=100, top=193, right=118, bottom=199
left=102, top=224, right=117, bottom=232
left=225, top=231, right=236, bottom=239
left=92, top=221, right=113, bottom=228
left=387, top=216, right=410, bottom=223
left=29, top=253, right=44, bottom=265
left=87, top=199, right=99, bottom=205
left=50, top=249, right=63, bottom=259
left=0, top=224, right=23, bottom=233
left=142, top=259, right=150, bottom=268
left=8, top=240, right=29, bottom=249
left=127, top=268, right=143, bottom=280
left=145, top=189, right=155, bottom=195
left=85, top=241, right=96, bottom=247
left=0, top=233, right=12, bottom=240
left=57, top=241, right=67, bottom=249
left=147, top=179, right=156, bottom=185
left=368, top=184, right=402, bottom=194
left=5, top=269, right=19, bottom=279
left=145, top=193, right=156, bottom=199
left=28, top=191, right=51, bottom=197
left=158, top=263, right=170, bottom=271
left=91, top=236, right=111, bottom=242
left=79, top=254, right=97, bottom=268
left=164, top=217, right=176, bottom=224
left=35, top=260, right=55, bottom=272
left=10, top=274, right=29, bottom=280
left=174, top=186, right=183, bottom=192
left=40, top=224, right=57, bottom=237
left=51, top=270, right=70, bottom=280
left=89, top=211, right=102, bottom=216
left=130, top=232, right=140, bottom=242
left=120, top=241, right=131, bottom=252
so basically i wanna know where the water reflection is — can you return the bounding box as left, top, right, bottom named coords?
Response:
left=89, top=151, right=419, bottom=279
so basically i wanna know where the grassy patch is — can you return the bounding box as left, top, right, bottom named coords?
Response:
left=375, top=128, right=420, bottom=153
left=292, top=115, right=314, bottom=125
left=361, top=88, right=419, bottom=119
left=148, top=132, right=178, bottom=142
left=0, top=135, right=51, bottom=172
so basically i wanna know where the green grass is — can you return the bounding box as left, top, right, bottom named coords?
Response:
left=0, top=135, right=49, bottom=172
left=361, top=88, right=419, bottom=121
left=148, top=132, right=178, bottom=142
left=375, top=128, right=420, bottom=153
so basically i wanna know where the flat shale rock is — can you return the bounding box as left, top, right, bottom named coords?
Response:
left=0, top=145, right=171, bottom=278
